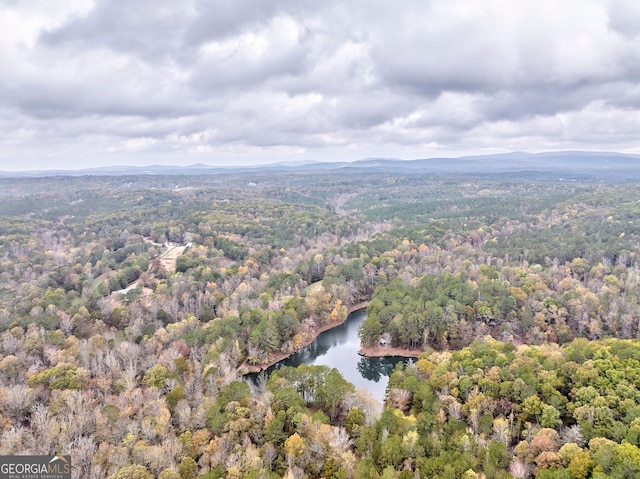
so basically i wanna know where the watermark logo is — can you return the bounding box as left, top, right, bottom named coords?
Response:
left=0, top=455, right=71, bottom=479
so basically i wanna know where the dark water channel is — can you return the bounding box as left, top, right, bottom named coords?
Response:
left=250, top=309, right=409, bottom=402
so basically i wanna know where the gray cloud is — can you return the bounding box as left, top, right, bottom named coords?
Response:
left=1, top=0, right=640, bottom=169
left=40, top=0, right=192, bottom=61
left=609, top=0, right=640, bottom=38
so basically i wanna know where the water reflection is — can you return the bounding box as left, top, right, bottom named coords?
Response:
left=357, top=356, right=382, bottom=382
left=248, top=309, right=409, bottom=401
left=357, top=356, right=401, bottom=382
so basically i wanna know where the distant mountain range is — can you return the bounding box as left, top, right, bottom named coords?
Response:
left=2, top=151, right=640, bottom=178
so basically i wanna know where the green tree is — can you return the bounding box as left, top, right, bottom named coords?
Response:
left=359, top=315, right=383, bottom=347
left=541, top=405, right=562, bottom=429
left=178, top=457, right=197, bottom=479
left=143, top=364, right=169, bottom=389
left=110, top=465, right=152, bottom=479
left=346, top=407, right=366, bottom=438
left=316, top=369, right=355, bottom=421
left=567, top=450, right=592, bottom=479
left=611, top=442, right=640, bottom=477
left=158, top=470, right=180, bottom=479
left=166, top=386, right=185, bottom=410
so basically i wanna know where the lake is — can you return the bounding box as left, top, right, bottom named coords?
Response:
left=251, top=308, right=408, bottom=402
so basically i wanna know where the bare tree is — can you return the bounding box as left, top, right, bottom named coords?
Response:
left=0, top=385, right=34, bottom=421
left=71, top=435, right=96, bottom=479
left=30, top=404, right=55, bottom=455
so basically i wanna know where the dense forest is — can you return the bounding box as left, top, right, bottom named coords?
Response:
left=1, top=167, right=640, bottom=478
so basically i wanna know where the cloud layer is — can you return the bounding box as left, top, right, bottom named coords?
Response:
left=1, top=0, right=640, bottom=169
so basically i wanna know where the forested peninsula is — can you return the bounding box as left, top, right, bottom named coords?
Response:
left=2, top=163, right=640, bottom=478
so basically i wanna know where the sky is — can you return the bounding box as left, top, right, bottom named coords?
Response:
left=1, top=0, right=640, bottom=170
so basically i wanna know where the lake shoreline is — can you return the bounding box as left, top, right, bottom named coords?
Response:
left=358, top=345, right=424, bottom=359
left=238, top=301, right=370, bottom=374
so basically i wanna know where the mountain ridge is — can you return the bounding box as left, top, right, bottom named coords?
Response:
left=2, top=150, right=640, bottom=178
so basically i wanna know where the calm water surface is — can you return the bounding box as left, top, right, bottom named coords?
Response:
left=253, top=309, right=408, bottom=402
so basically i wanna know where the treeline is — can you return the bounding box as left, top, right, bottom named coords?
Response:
left=483, top=186, right=640, bottom=265
left=360, top=255, right=640, bottom=350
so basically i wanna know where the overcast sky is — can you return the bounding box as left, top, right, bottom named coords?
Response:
left=1, top=0, right=640, bottom=170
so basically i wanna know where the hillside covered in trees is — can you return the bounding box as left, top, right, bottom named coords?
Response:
left=1, top=165, right=640, bottom=478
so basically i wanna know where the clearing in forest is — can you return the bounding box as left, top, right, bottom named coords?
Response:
left=158, top=245, right=187, bottom=273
